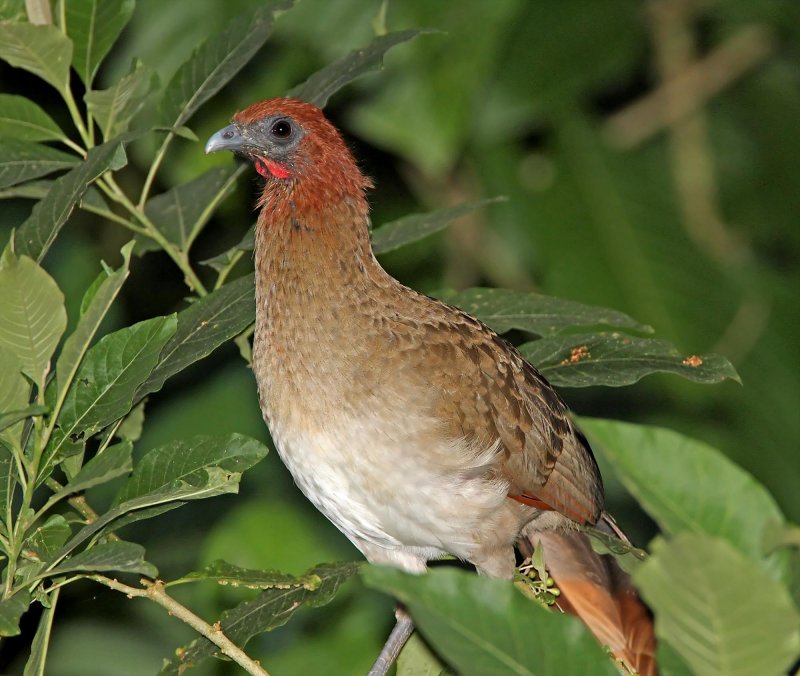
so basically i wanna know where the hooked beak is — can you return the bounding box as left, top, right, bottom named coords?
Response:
left=205, top=124, right=244, bottom=154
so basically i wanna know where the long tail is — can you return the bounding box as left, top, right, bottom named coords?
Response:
left=523, top=513, right=657, bottom=676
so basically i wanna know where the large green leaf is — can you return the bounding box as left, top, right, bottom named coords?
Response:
left=436, top=287, right=650, bottom=337
left=289, top=29, right=429, bottom=108
left=143, top=165, right=244, bottom=251
left=580, top=418, right=787, bottom=575
left=25, top=514, right=71, bottom=561
left=371, top=199, right=503, bottom=256
left=164, top=561, right=360, bottom=673
left=48, top=315, right=176, bottom=468
left=0, top=139, right=78, bottom=191
left=635, top=534, right=800, bottom=676
left=15, top=138, right=128, bottom=262
left=0, top=591, right=31, bottom=637
left=0, top=22, right=72, bottom=96
left=55, top=242, right=133, bottom=414
left=65, top=0, right=135, bottom=86
left=0, top=94, right=66, bottom=142
left=521, top=332, right=740, bottom=387
left=363, top=566, right=618, bottom=676
left=85, top=59, right=156, bottom=140
left=136, top=274, right=255, bottom=398
left=0, top=254, right=66, bottom=384
left=45, top=540, right=157, bottom=579
left=168, top=559, right=322, bottom=591
left=159, top=0, right=293, bottom=129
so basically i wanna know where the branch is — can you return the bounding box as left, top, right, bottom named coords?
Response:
left=91, top=576, right=270, bottom=676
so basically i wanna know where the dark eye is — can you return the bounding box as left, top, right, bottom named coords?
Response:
left=270, top=119, right=292, bottom=139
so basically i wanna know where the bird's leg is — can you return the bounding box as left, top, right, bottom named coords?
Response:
left=367, top=606, right=415, bottom=676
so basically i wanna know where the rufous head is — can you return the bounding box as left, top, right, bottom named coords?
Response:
left=205, top=98, right=372, bottom=218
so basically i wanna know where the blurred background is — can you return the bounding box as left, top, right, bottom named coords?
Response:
left=1, top=0, right=798, bottom=673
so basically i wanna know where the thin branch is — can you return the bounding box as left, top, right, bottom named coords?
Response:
left=91, top=576, right=270, bottom=676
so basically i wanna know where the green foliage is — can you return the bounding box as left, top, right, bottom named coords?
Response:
left=0, top=1, right=796, bottom=674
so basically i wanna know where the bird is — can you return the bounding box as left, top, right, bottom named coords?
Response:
left=206, top=97, right=656, bottom=675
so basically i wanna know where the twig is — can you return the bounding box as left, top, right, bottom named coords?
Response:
left=368, top=607, right=415, bottom=676
left=91, top=575, right=270, bottom=676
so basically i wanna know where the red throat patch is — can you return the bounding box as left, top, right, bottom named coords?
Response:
left=255, top=157, right=292, bottom=179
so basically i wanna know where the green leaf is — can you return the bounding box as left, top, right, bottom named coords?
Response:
left=0, top=22, right=72, bottom=96
left=23, top=588, right=58, bottom=676
left=0, top=405, right=48, bottom=434
left=136, top=274, right=255, bottom=398
left=45, top=540, right=157, bottom=579
left=0, top=180, right=106, bottom=212
left=143, top=165, right=244, bottom=251
left=371, top=198, right=504, bottom=256
left=15, top=138, right=129, bottom=262
left=0, top=591, right=31, bottom=637
left=0, top=94, right=66, bottom=142
left=580, top=418, right=788, bottom=576
left=635, top=534, right=800, bottom=676
left=25, top=514, right=71, bottom=561
left=437, top=287, right=651, bottom=337
left=398, top=633, right=449, bottom=676
left=114, top=433, right=267, bottom=505
left=65, top=0, right=135, bottom=86
left=164, top=562, right=360, bottom=673
left=199, top=225, right=254, bottom=272
left=0, top=254, right=66, bottom=383
left=520, top=332, right=740, bottom=387
left=289, top=29, right=430, bottom=108
left=0, top=443, right=15, bottom=529
left=159, top=0, right=293, bottom=130
left=168, top=559, right=321, bottom=591
left=85, top=59, right=156, bottom=140
left=56, top=441, right=132, bottom=497
left=0, top=139, right=78, bottom=190
left=45, top=315, right=176, bottom=475
left=363, top=566, right=618, bottom=676
left=55, top=242, right=133, bottom=418
left=116, top=401, right=144, bottom=442
left=0, top=344, right=28, bottom=447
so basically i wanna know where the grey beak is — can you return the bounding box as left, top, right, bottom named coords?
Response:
left=205, top=124, right=244, bottom=154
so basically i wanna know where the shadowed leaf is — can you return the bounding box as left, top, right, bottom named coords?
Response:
left=289, top=29, right=431, bottom=108
left=23, top=588, right=57, bottom=676
left=371, top=198, right=504, bottom=255
left=521, top=332, right=740, bottom=387
left=164, top=562, right=360, bottom=673
left=57, top=441, right=133, bottom=497
left=45, top=541, right=157, bottom=579
left=199, top=225, right=254, bottom=272
left=0, top=95, right=66, bottom=142
left=635, top=534, right=800, bottom=676
left=0, top=22, right=72, bottom=96
left=168, top=559, right=322, bottom=591
left=160, top=0, right=293, bottom=129
left=363, top=566, right=618, bottom=676
left=85, top=59, right=156, bottom=140
left=25, top=515, right=71, bottom=561
left=0, top=139, right=78, bottom=190
left=0, top=591, right=31, bottom=637
left=0, top=405, right=48, bottom=435
left=437, top=287, right=650, bottom=337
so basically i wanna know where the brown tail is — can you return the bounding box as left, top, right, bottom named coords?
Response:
left=524, top=514, right=657, bottom=676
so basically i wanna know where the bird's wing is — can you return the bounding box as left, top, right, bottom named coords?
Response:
left=424, top=301, right=604, bottom=525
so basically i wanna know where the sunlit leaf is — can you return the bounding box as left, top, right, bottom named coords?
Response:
left=65, top=0, right=135, bottom=86
left=15, top=138, right=128, bottom=261
left=580, top=418, right=787, bottom=577
left=371, top=199, right=503, bottom=255
left=521, top=332, right=740, bottom=387
left=160, top=0, right=293, bottom=129
left=0, top=22, right=72, bottom=96
left=289, top=29, right=431, bottom=108
left=0, top=253, right=66, bottom=383
left=85, top=59, right=156, bottom=140
left=168, top=559, right=321, bottom=591
left=47, top=315, right=176, bottom=470
left=437, top=287, right=650, bottom=337
left=136, top=274, right=255, bottom=398
left=45, top=540, right=157, bottom=579
left=164, top=562, right=360, bottom=673
left=0, top=94, right=66, bottom=142
left=0, top=591, right=31, bottom=637
left=25, top=514, right=71, bottom=561
left=363, top=566, right=618, bottom=676
left=144, top=165, right=243, bottom=251
left=635, top=534, right=800, bottom=676
left=0, top=139, right=78, bottom=190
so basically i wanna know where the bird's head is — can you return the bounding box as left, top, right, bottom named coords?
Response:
left=205, top=98, right=372, bottom=222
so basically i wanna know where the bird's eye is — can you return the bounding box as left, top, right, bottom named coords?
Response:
left=270, top=120, right=293, bottom=139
